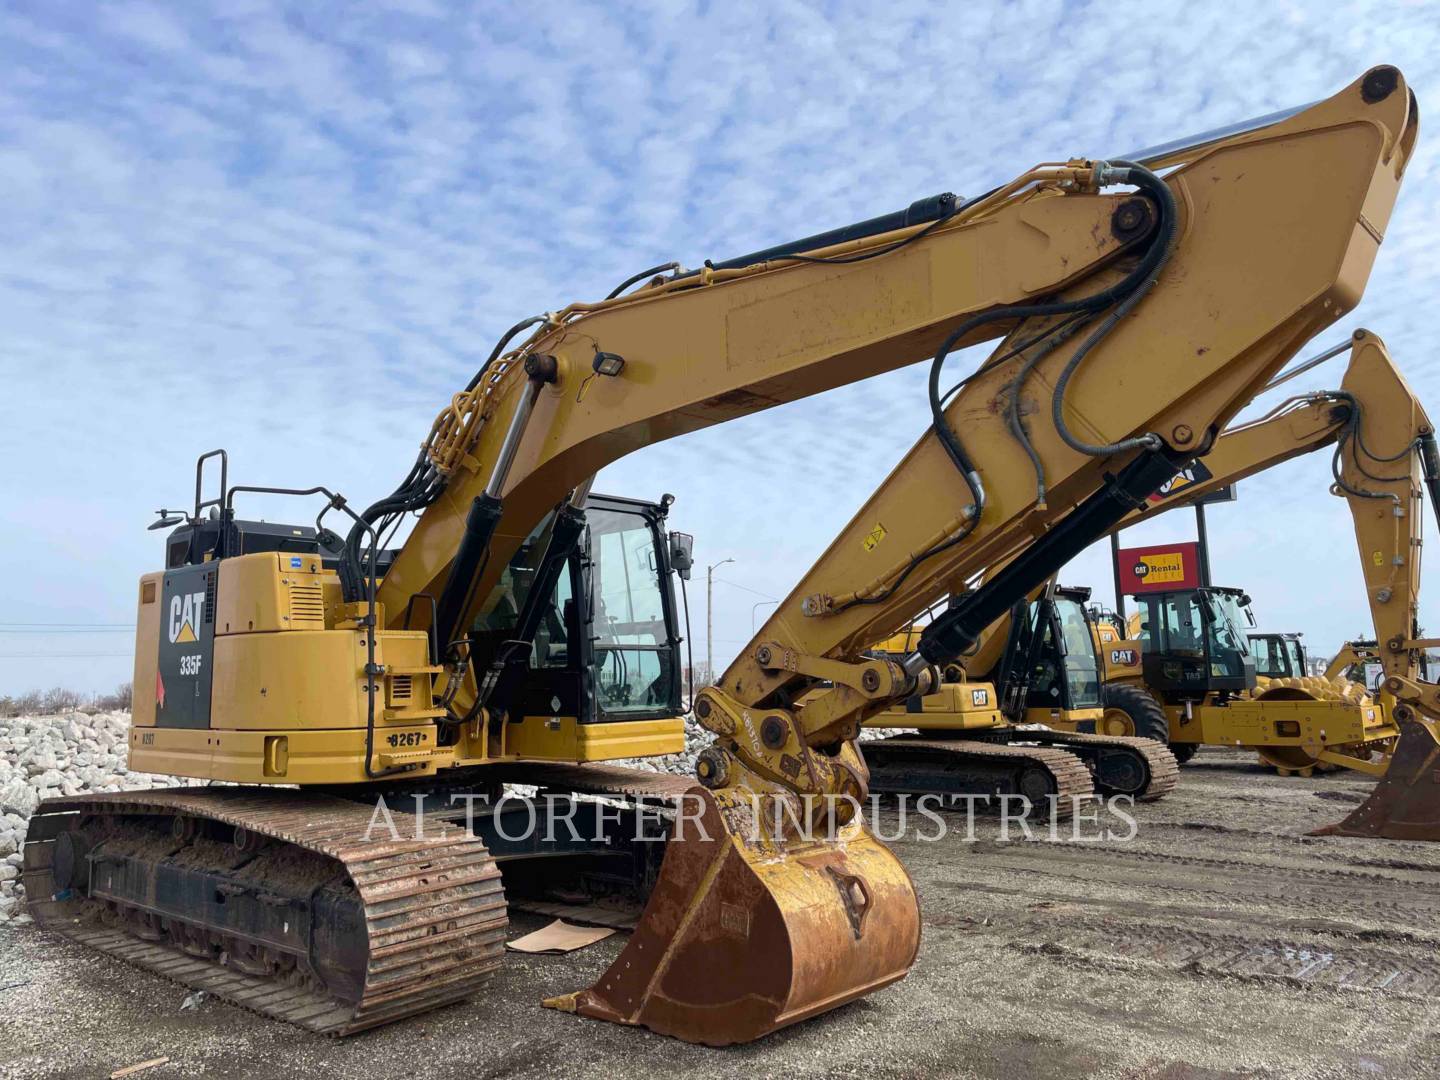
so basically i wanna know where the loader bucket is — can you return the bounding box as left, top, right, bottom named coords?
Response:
left=1312, top=715, right=1440, bottom=841
left=544, top=784, right=920, bottom=1045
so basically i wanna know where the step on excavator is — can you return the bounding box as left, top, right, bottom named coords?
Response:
left=24, top=67, right=1425, bottom=1043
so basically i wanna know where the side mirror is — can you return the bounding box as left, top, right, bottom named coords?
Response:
left=668, top=531, right=694, bottom=580
left=148, top=510, right=186, bottom=531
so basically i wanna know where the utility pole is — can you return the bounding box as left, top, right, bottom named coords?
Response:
left=1110, top=531, right=1126, bottom=623
left=752, top=598, right=780, bottom=635
left=1194, top=502, right=1213, bottom=587
left=706, top=558, right=734, bottom=686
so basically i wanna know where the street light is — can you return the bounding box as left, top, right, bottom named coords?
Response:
left=706, top=558, right=734, bottom=686
left=751, top=598, right=780, bottom=635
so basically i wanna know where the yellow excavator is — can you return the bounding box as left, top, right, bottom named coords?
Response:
left=862, top=330, right=1427, bottom=784
left=860, top=580, right=1179, bottom=808
left=1083, top=330, right=1434, bottom=777
left=882, top=330, right=1433, bottom=780
left=22, top=67, right=1430, bottom=1045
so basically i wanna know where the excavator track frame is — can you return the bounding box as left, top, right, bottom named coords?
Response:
left=24, top=788, right=508, bottom=1035
left=1018, top=730, right=1180, bottom=802
left=865, top=736, right=1096, bottom=815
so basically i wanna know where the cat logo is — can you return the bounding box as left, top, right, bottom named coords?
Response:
left=971, top=688, right=989, bottom=707
left=1147, top=460, right=1214, bottom=503
left=168, top=590, right=206, bottom=644
left=1131, top=551, right=1186, bottom=585
left=1110, top=648, right=1138, bottom=666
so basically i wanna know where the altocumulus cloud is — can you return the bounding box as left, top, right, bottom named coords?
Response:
left=1, top=1, right=1438, bottom=690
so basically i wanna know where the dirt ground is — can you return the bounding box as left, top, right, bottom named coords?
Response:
left=3, top=747, right=1439, bottom=1080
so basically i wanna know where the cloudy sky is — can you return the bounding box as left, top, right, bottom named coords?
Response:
left=3, top=1, right=1440, bottom=694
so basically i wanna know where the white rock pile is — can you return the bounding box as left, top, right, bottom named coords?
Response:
left=0, top=708, right=898, bottom=923
left=635, top=712, right=899, bottom=780
left=0, top=710, right=185, bottom=924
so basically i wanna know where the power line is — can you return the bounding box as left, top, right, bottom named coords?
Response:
left=710, top=577, right=778, bottom=600
left=0, top=628, right=134, bottom=634
left=0, top=652, right=134, bottom=659
left=0, top=622, right=134, bottom=630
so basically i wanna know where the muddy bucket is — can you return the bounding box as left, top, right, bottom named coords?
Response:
left=1312, top=713, right=1440, bottom=841
left=545, top=784, right=920, bottom=1045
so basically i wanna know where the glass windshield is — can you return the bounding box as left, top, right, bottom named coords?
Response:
left=1287, top=638, right=1306, bottom=675
left=1054, top=598, right=1101, bottom=708
left=589, top=506, right=674, bottom=715
left=1203, top=593, right=1249, bottom=677
left=1153, top=593, right=1204, bottom=655
left=529, top=568, right=572, bottom=669
left=473, top=510, right=559, bottom=635
left=1250, top=635, right=1290, bottom=678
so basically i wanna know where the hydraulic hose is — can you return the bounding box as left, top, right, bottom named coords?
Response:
left=1048, top=162, right=1179, bottom=457
left=928, top=160, right=1180, bottom=513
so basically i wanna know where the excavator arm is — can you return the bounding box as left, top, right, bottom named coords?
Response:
left=336, top=68, right=1415, bottom=1039
left=708, top=68, right=1414, bottom=757
left=950, top=331, right=1435, bottom=691
left=1110, top=328, right=1440, bottom=724
left=962, top=328, right=1440, bottom=835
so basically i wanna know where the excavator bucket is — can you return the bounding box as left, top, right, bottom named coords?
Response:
left=545, top=784, right=920, bottom=1045
left=1312, top=715, right=1440, bottom=841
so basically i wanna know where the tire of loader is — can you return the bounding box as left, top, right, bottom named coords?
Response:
left=1169, top=742, right=1199, bottom=764
left=1311, top=714, right=1440, bottom=840
left=1100, top=684, right=1171, bottom=747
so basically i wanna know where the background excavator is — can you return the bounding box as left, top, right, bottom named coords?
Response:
left=22, top=67, right=1423, bottom=1045
left=859, top=580, right=1178, bottom=810
left=1087, top=331, right=1435, bottom=780
left=877, top=330, right=1436, bottom=789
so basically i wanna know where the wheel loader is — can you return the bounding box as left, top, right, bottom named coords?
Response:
left=23, top=66, right=1435, bottom=1045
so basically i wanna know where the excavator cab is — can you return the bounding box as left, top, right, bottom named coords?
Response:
left=1249, top=632, right=1308, bottom=680
left=997, top=584, right=1103, bottom=722
left=127, top=451, right=691, bottom=781
left=1131, top=586, right=1257, bottom=700
left=470, top=493, right=687, bottom=726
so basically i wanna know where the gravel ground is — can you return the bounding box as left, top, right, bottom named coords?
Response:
left=3, top=744, right=1440, bottom=1078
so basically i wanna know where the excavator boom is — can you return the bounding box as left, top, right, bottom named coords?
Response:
left=1047, top=329, right=1440, bottom=833
left=1114, top=329, right=1440, bottom=831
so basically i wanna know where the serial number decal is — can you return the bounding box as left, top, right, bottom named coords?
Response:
left=386, top=732, right=425, bottom=748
